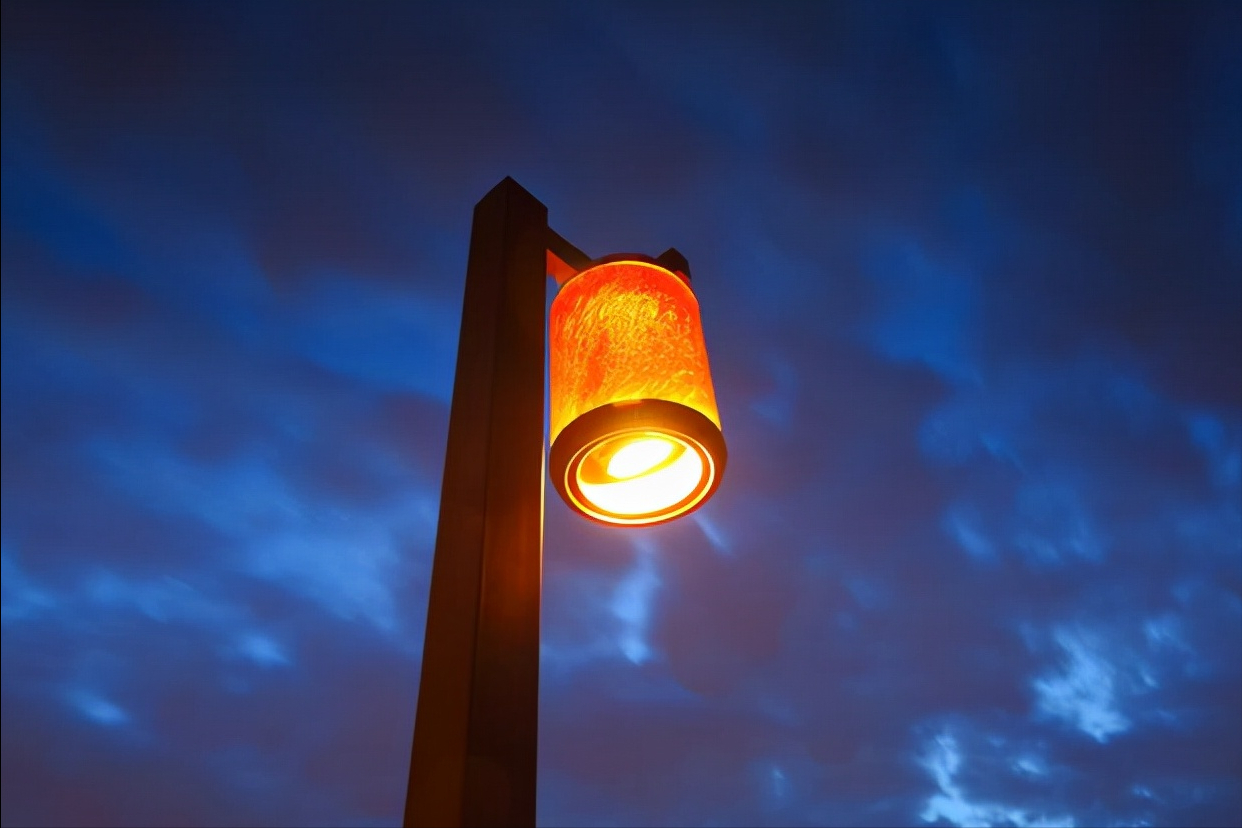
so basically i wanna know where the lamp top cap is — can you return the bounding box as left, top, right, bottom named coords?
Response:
left=568, top=248, right=692, bottom=287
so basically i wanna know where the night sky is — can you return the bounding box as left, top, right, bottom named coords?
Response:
left=3, top=2, right=1241, bottom=827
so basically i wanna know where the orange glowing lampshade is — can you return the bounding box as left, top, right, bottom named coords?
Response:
left=548, top=256, right=726, bottom=526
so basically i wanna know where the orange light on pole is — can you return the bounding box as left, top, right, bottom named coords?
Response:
left=549, top=255, right=726, bottom=526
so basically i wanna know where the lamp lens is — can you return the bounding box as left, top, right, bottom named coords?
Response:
left=606, top=437, right=675, bottom=479
left=575, top=432, right=704, bottom=519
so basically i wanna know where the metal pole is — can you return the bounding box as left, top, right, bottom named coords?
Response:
left=404, top=178, right=548, bottom=827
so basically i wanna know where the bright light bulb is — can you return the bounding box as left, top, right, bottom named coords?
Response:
left=607, top=437, right=675, bottom=479
left=577, top=434, right=705, bottom=518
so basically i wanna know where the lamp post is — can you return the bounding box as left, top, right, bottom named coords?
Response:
left=403, top=178, right=726, bottom=827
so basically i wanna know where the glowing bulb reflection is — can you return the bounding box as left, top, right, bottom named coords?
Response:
left=577, top=433, right=704, bottom=518
left=606, top=437, right=675, bottom=479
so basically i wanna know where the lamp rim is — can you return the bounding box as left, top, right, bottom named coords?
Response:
left=549, top=398, right=727, bottom=527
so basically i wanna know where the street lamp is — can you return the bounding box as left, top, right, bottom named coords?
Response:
left=549, top=256, right=726, bottom=527
left=404, top=178, right=726, bottom=827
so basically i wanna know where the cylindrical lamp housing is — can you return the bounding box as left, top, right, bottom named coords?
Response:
left=549, top=256, right=726, bottom=526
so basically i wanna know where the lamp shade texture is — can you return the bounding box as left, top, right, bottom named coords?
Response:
left=548, top=257, right=726, bottom=526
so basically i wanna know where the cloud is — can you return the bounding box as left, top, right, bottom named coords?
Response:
left=1, top=547, right=58, bottom=623
left=1032, top=629, right=1131, bottom=743
left=919, top=731, right=1075, bottom=828
left=66, top=688, right=131, bottom=728
left=861, top=231, right=980, bottom=382
left=610, top=538, right=662, bottom=665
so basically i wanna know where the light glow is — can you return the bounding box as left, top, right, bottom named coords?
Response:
left=607, top=436, right=675, bottom=479
left=577, top=433, right=705, bottom=519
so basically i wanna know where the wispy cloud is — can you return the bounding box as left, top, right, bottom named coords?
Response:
left=1033, top=628, right=1130, bottom=743
left=920, top=731, right=1076, bottom=828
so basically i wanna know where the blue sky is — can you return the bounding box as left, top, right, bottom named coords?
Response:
left=2, top=2, right=1240, bottom=826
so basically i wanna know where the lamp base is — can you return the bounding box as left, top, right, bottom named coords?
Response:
left=549, top=398, right=727, bottom=527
